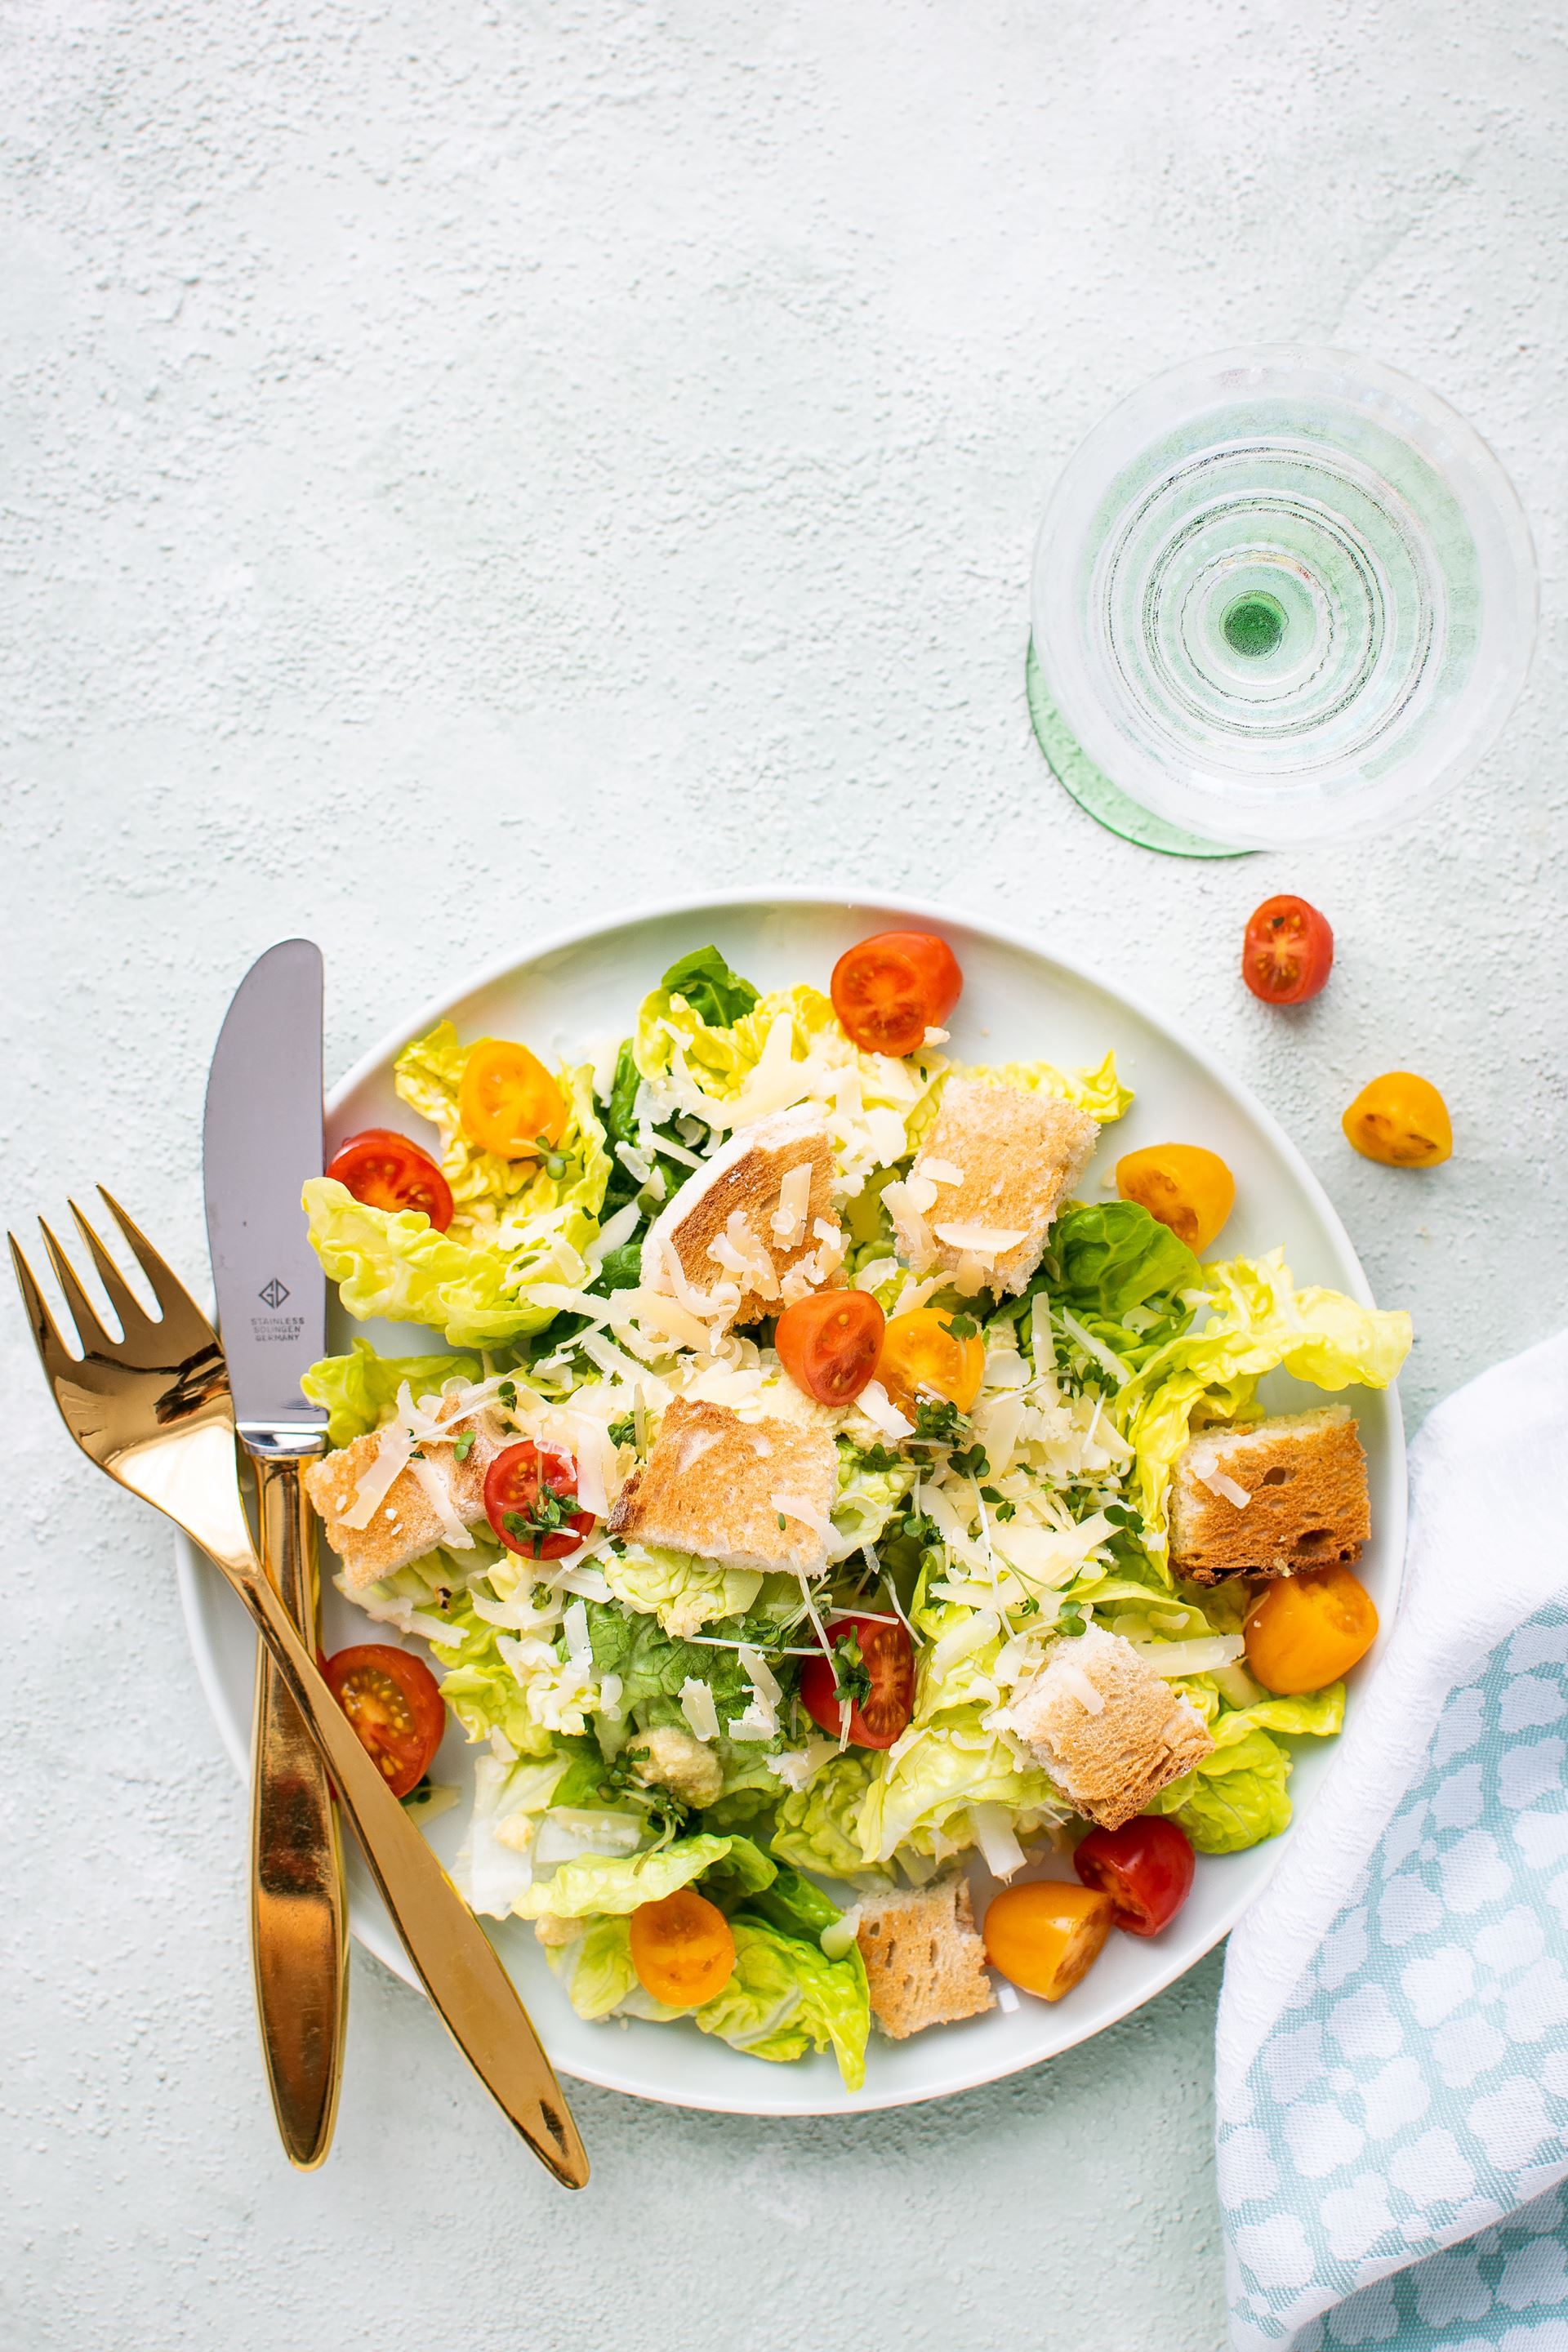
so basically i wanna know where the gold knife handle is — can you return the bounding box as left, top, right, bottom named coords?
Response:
left=199, top=1486, right=589, bottom=2189
left=250, top=1448, right=347, bottom=2170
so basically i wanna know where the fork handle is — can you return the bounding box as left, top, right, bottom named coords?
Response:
left=216, top=1544, right=589, bottom=2189
left=249, top=1451, right=348, bottom=2169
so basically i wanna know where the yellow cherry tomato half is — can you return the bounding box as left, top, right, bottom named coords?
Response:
left=458, top=1038, right=568, bottom=1160
left=1244, top=1565, right=1379, bottom=1695
left=983, top=1880, right=1115, bottom=2002
left=875, top=1306, right=986, bottom=1415
left=628, top=1887, right=737, bottom=2008
left=1342, top=1072, right=1452, bottom=1168
left=1116, top=1143, right=1236, bottom=1254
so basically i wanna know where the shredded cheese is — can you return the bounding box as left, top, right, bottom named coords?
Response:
left=1196, top=1464, right=1252, bottom=1509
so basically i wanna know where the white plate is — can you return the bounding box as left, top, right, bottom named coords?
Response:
left=176, top=889, right=1405, bottom=2116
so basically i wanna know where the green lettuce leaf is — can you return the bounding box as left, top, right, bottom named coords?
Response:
left=551, top=1916, right=642, bottom=2020
left=655, top=946, right=760, bottom=1030
left=773, top=1754, right=889, bottom=1882
left=602, top=1544, right=764, bottom=1641
left=1145, top=1726, right=1294, bottom=1852
left=832, top=1441, right=917, bottom=1552
left=852, top=1715, right=1061, bottom=1867
left=695, top=1917, right=869, bottom=2090
left=301, top=1337, right=482, bottom=1448
left=512, top=1831, right=772, bottom=1920
left=1116, top=1248, right=1412, bottom=1557
left=744, top=1860, right=844, bottom=1942
left=430, top=1597, right=598, bottom=1758
left=1048, top=1200, right=1200, bottom=1321
left=582, top=1600, right=794, bottom=1740
left=954, top=1050, right=1134, bottom=1125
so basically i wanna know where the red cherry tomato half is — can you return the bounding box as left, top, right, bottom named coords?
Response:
left=775, top=1289, right=887, bottom=1407
left=800, top=1612, right=915, bottom=1750
left=483, top=1440, right=596, bottom=1560
left=1242, top=895, right=1334, bottom=1006
left=323, top=1643, right=446, bottom=1798
left=830, top=931, right=962, bottom=1058
left=1072, top=1815, right=1196, bottom=1937
left=325, top=1129, right=455, bottom=1231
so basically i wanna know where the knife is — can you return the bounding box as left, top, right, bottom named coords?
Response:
left=204, top=938, right=347, bottom=2169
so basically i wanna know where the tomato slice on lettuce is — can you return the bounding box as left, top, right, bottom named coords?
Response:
left=325, top=1129, right=454, bottom=1230
left=800, top=1613, right=915, bottom=1749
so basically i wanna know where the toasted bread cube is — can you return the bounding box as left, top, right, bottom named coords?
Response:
left=1004, top=1624, right=1213, bottom=1831
left=607, top=1397, right=838, bottom=1574
left=1169, top=1405, right=1370, bottom=1585
left=892, top=1077, right=1098, bottom=1295
left=856, top=1876, right=996, bottom=2039
left=303, top=1411, right=507, bottom=1590
left=639, top=1107, right=840, bottom=1326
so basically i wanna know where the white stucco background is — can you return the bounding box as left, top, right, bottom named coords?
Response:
left=2, top=3, right=1564, bottom=2346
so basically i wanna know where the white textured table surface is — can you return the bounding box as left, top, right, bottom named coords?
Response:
left=4, top=5, right=1564, bottom=2347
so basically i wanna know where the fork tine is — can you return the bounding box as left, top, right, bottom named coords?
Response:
left=94, top=1187, right=184, bottom=1324
left=38, top=1218, right=116, bottom=1353
left=68, top=1197, right=156, bottom=1337
left=8, top=1231, right=77, bottom=1378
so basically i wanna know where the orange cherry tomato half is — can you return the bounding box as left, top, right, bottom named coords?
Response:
left=775, top=1289, right=886, bottom=1406
left=800, top=1612, right=916, bottom=1750
left=323, top=1643, right=446, bottom=1798
left=831, top=930, right=962, bottom=1058
left=458, top=1038, right=568, bottom=1160
left=1073, top=1816, right=1196, bottom=1937
left=982, top=1880, right=1114, bottom=2001
left=483, top=1440, right=595, bottom=1560
left=876, top=1306, right=986, bottom=1415
left=325, top=1129, right=455, bottom=1231
left=1342, top=1072, right=1453, bottom=1168
left=1245, top=1565, right=1379, bottom=1695
left=629, top=1886, right=737, bottom=2007
left=1116, top=1143, right=1235, bottom=1254
left=1243, top=894, right=1334, bottom=1005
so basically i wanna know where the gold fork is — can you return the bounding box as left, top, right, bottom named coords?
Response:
left=11, top=1190, right=589, bottom=2189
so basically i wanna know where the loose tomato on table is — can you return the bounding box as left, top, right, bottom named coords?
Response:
left=483, top=1441, right=596, bottom=1559
left=800, top=1613, right=916, bottom=1750
left=776, top=1289, right=886, bottom=1406
left=1342, top=1072, right=1452, bottom=1168
left=324, top=1129, right=454, bottom=1230
left=982, top=1880, right=1114, bottom=2001
left=875, top=1305, right=986, bottom=1415
left=458, top=1037, right=568, bottom=1160
left=830, top=930, right=962, bottom=1058
left=1073, top=1816, right=1195, bottom=1936
left=629, top=1886, right=737, bottom=2007
left=1116, top=1143, right=1235, bottom=1254
left=323, top=1643, right=446, bottom=1798
left=1245, top=1565, right=1379, bottom=1695
left=1242, top=894, right=1334, bottom=1004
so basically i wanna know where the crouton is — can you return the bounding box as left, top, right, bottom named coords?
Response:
left=607, top=1397, right=838, bottom=1575
left=1169, top=1405, right=1370, bottom=1585
left=639, top=1106, right=840, bottom=1326
left=855, top=1876, right=996, bottom=2039
left=891, top=1077, right=1098, bottom=1295
left=302, top=1410, right=507, bottom=1590
left=1004, top=1624, right=1213, bottom=1830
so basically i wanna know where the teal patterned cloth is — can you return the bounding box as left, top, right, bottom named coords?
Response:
left=1215, top=1334, right=1568, bottom=2350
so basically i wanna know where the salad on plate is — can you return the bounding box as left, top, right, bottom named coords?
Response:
left=298, top=929, right=1410, bottom=2091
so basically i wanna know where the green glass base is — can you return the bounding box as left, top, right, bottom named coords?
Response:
left=1025, top=639, right=1250, bottom=860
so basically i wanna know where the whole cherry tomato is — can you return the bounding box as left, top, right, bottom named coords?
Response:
left=325, top=1129, right=454, bottom=1231
left=1243, top=895, right=1334, bottom=1004
left=1116, top=1143, right=1235, bottom=1254
left=1342, top=1073, right=1452, bottom=1167
left=1073, top=1815, right=1196, bottom=1936
left=800, top=1613, right=916, bottom=1749
left=982, top=1880, right=1114, bottom=2001
left=323, top=1643, right=446, bottom=1798
left=483, top=1441, right=595, bottom=1559
left=458, top=1038, right=568, bottom=1160
left=776, top=1289, right=886, bottom=1406
left=629, top=1887, right=737, bottom=2007
left=875, top=1306, right=986, bottom=1414
left=1245, top=1565, right=1379, bottom=1695
left=831, top=931, right=962, bottom=1058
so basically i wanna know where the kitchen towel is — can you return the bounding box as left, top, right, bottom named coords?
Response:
left=1216, top=1330, right=1568, bottom=2350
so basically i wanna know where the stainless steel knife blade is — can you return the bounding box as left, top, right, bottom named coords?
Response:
left=203, top=938, right=327, bottom=1438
